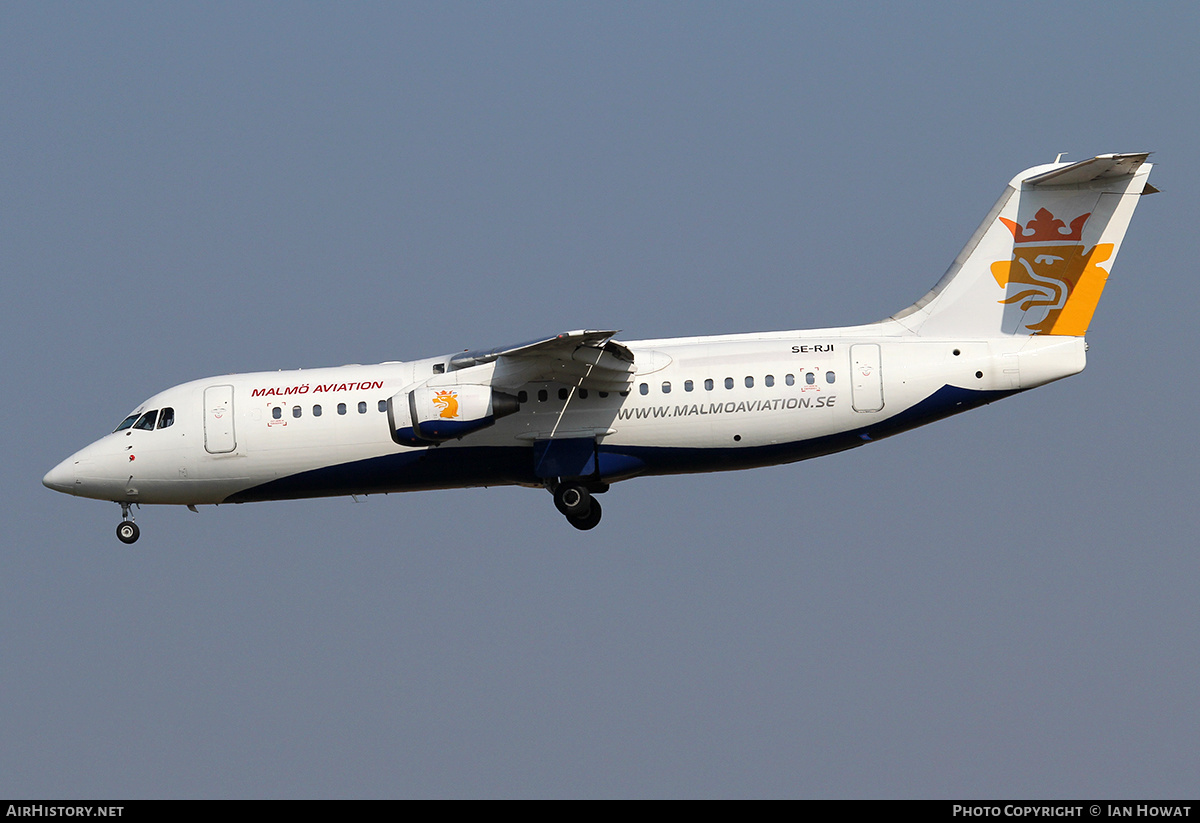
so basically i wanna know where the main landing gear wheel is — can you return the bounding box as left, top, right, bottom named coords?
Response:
left=552, top=482, right=603, bottom=530
left=554, top=483, right=592, bottom=518
left=567, top=497, right=602, bottom=531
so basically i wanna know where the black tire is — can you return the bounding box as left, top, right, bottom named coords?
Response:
left=116, top=521, right=140, bottom=544
left=568, top=498, right=602, bottom=531
left=553, top=483, right=591, bottom=517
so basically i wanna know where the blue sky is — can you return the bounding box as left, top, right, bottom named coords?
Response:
left=3, top=2, right=1198, bottom=798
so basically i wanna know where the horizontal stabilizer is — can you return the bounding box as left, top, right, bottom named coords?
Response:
left=1024, top=153, right=1150, bottom=187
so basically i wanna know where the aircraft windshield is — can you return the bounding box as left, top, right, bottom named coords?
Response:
left=114, top=407, right=175, bottom=432
left=114, top=414, right=139, bottom=432
left=133, top=411, right=158, bottom=431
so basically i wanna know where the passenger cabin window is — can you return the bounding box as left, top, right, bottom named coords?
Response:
left=704, top=379, right=714, bottom=391
left=579, top=389, right=589, bottom=399
left=292, top=406, right=302, bottom=418
left=272, top=407, right=282, bottom=420
left=826, top=371, right=836, bottom=384
left=378, top=400, right=387, bottom=412
left=538, top=389, right=548, bottom=402
left=133, top=411, right=157, bottom=431
left=684, top=380, right=693, bottom=392
left=786, top=374, right=795, bottom=386
left=313, top=405, right=322, bottom=417
left=806, top=372, right=816, bottom=385
left=662, top=382, right=671, bottom=394
left=745, top=376, right=754, bottom=388
left=337, top=403, right=347, bottom=415
left=114, top=414, right=139, bottom=432
left=157, top=407, right=175, bottom=429
left=724, top=377, right=734, bottom=389
left=558, top=388, right=570, bottom=400
left=765, top=375, right=775, bottom=388
left=518, top=391, right=528, bottom=403
left=639, top=383, right=649, bottom=395
left=358, top=401, right=367, bottom=414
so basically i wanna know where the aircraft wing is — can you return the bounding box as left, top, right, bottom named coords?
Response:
left=450, top=330, right=636, bottom=393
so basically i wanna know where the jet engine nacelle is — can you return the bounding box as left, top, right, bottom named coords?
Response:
left=389, top=383, right=521, bottom=447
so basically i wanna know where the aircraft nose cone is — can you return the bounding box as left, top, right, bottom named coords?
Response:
left=43, top=458, right=76, bottom=495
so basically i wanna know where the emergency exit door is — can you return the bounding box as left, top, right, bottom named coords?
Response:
left=851, top=344, right=884, bottom=413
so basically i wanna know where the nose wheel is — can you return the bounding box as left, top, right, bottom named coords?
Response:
left=552, top=483, right=603, bottom=531
left=116, top=502, right=140, bottom=544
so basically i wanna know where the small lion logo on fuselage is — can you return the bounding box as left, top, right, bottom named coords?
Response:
left=431, top=390, right=459, bottom=419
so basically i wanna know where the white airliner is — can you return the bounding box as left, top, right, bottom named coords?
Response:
left=44, top=153, right=1156, bottom=542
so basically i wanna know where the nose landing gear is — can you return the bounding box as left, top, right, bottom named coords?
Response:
left=552, top=482, right=603, bottom=531
left=116, top=502, right=140, bottom=544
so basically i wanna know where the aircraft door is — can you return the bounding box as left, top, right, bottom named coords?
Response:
left=850, top=344, right=884, bottom=413
left=204, top=385, right=237, bottom=454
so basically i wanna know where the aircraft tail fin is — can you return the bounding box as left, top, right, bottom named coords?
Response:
left=893, top=153, right=1155, bottom=338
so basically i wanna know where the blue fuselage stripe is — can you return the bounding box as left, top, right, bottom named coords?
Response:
left=223, top=385, right=1016, bottom=502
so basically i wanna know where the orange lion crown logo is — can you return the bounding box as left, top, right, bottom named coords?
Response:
left=990, top=208, right=1113, bottom=336
left=431, top=390, right=459, bottom=419
left=999, top=207, right=1089, bottom=244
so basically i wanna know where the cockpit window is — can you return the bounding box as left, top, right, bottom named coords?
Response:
left=157, top=407, right=175, bottom=429
left=114, top=414, right=140, bottom=432
left=133, top=410, right=158, bottom=431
